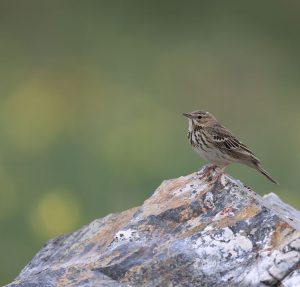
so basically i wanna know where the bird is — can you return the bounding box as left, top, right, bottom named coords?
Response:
left=182, top=110, right=278, bottom=184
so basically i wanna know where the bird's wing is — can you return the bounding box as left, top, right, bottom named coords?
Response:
left=205, top=125, right=258, bottom=159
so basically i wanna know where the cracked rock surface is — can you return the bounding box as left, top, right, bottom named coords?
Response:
left=6, top=167, right=300, bottom=287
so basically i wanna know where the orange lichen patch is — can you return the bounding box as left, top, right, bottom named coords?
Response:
left=179, top=207, right=194, bottom=222
left=142, top=180, right=189, bottom=217
left=270, top=221, right=298, bottom=249
left=57, top=265, right=96, bottom=286
left=142, top=197, right=188, bottom=218
left=214, top=217, right=237, bottom=229
left=52, top=212, right=133, bottom=270
left=179, top=203, right=205, bottom=222
left=122, top=265, right=144, bottom=283
left=211, top=205, right=260, bottom=229
left=145, top=175, right=193, bottom=204
left=142, top=174, right=211, bottom=218
left=178, top=223, right=207, bottom=238
left=234, top=205, right=261, bottom=222
left=85, top=207, right=139, bottom=252
left=164, top=174, right=197, bottom=192
left=136, top=222, right=158, bottom=234
left=98, top=249, right=122, bottom=267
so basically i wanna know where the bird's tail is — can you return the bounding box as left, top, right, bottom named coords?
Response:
left=255, top=163, right=278, bottom=184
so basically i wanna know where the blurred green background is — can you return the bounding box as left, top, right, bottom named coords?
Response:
left=1, top=1, right=300, bottom=284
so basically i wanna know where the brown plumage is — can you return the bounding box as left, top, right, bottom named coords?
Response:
left=183, top=110, right=278, bottom=184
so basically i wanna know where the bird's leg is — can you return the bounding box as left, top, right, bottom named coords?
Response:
left=199, top=164, right=217, bottom=178
left=211, top=165, right=227, bottom=183
left=212, top=169, right=224, bottom=182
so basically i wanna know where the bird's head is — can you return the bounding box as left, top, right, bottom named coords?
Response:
left=182, top=110, right=216, bottom=128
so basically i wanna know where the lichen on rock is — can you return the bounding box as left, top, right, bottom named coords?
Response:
left=6, top=167, right=300, bottom=287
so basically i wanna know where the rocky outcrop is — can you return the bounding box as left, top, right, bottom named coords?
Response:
left=7, top=167, right=300, bottom=287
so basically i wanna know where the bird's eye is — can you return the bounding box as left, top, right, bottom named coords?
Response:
left=197, top=116, right=202, bottom=119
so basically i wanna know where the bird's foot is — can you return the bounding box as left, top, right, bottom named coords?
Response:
left=211, top=169, right=224, bottom=183
left=199, top=164, right=217, bottom=179
left=199, top=165, right=226, bottom=183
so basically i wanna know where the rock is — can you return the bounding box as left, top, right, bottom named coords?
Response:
left=6, top=167, right=300, bottom=287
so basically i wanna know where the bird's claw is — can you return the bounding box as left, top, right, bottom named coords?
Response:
left=199, top=164, right=217, bottom=179
left=199, top=165, right=224, bottom=183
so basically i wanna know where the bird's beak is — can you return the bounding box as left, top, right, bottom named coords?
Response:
left=182, top=112, right=193, bottom=119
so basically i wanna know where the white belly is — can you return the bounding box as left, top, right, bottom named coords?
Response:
left=192, top=144, right=230, bottom=167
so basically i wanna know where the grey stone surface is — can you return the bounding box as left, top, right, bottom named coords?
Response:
left=6, top=167, right=300, bottom=287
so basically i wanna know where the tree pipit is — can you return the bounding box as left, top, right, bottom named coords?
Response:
left=183, top=111, right=278, bottom=184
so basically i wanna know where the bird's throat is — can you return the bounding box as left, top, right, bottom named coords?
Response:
left=188, top=119, right=195, bottom=131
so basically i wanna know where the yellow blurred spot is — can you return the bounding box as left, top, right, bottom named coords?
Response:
left=1, top=76, right=69, bottom=151
left=30, top=188, right=81, bottom=239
